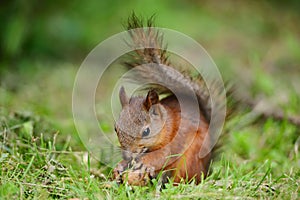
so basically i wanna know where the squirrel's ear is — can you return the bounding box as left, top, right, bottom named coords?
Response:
left=119, top=86, right=129, bottom=107
left=144, top=90, right=159, bottom=111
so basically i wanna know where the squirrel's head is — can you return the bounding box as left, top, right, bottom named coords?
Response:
left=115, top=86, right=168, bottom=157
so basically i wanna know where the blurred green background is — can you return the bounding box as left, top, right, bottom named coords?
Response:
left=1, top=0, right=300, bottom=147
left=0, top=0, right=299, bottom=199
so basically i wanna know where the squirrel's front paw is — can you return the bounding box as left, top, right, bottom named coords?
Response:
left=123, top=163, right=155, bottom=186
left=113, top=161, right=128, bottom=184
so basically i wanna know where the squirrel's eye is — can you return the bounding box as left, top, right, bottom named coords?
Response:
left=142, top=127, right=150, bottom=137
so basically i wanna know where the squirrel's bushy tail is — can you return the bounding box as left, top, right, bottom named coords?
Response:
left=124, top=13, right=169, bottom=67
left=123, top=13, right=226, bottom=121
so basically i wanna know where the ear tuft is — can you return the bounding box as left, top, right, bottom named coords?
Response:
left=119, top=86, right=129, bottom=108
left=143, top=90, right=159, bottom=111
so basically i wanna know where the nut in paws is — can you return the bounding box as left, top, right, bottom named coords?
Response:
left=122, top=163, right=155, bottom=186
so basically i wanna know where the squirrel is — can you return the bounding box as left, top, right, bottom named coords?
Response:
left=113, top=14, right=225, bottom=186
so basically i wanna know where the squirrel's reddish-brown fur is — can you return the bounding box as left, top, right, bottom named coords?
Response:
left=139, top=96, right=211, bottom=184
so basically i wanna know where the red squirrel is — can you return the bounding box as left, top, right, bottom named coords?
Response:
left=113, top=14, right=225, bottom=186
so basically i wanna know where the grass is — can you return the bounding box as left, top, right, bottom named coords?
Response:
left=0, top=110, right=299, bottom=199
left=1, top=0, right=300, bottom=199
